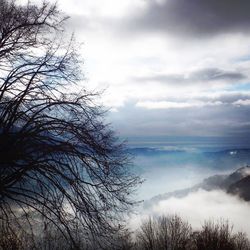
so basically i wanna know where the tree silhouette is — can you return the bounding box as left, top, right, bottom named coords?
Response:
left=135, top=215, right=192, bottom=250
left=134, top=216, right=250, bottom=250
left=0, top=1, right=140, bottom=247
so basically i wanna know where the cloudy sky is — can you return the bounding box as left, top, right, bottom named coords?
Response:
left=56, top=0, right=250, bottom=140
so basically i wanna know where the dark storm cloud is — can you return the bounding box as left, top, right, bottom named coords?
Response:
left=108, top=100, right=250, bottom=138
left=192, top=68, right=246, bottom=82
left=131, top=0, right=250, bottom=37
left=200, top=93, right=250, bottom=104
left=134, top=68, right=246, bottom=85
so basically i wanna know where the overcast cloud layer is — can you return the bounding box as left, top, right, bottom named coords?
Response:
left=129, top=0, right=250, bottom=37
left=24, top=0, right=250, bottom=140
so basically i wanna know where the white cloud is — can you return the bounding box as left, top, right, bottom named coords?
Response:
left=233, top=99, right=250, bottom=106
left=57, top=0, right=147, bottom=17
left=136, top=100, right=223, bottom=109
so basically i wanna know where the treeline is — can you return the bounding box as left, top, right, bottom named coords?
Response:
left=133, top=215, right=250, bottom=250
left=1, top=215, right=250, bottom=250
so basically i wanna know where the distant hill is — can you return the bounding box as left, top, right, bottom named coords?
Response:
left=144, top=165, right=250, bottom=208
left=228, top=175, right=250, bottom=201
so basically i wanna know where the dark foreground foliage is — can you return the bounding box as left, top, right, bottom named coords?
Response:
left=134, top=215, right=250, bottom=250
left=0, top=1, right=140, bottom=248
left=1, top=215, right=250, bottom=250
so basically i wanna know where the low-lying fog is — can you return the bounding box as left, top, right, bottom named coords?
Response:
left=130, top=189, right=250, bottom=237
left=128, top=138, right=250, bottom=236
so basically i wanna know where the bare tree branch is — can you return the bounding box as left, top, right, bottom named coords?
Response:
left=0, top=1, right=141, bottom=248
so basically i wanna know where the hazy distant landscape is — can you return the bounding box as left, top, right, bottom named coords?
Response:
left=127, top=136, right=250, bottom=199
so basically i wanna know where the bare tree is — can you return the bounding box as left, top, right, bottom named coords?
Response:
left=135, top=215, right=192, bottom=250
left=136, top=217, right=157, bottom=250
left=0, top=0, right=140, bottom=248
left=233, top=232, right=250, bottom=250
left=192, top=220, right=239, bottom=250
left=157, top=215, right=191, bottom=250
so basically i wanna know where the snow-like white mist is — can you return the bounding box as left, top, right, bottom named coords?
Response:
left=129, top=190, right=250, bottom=237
